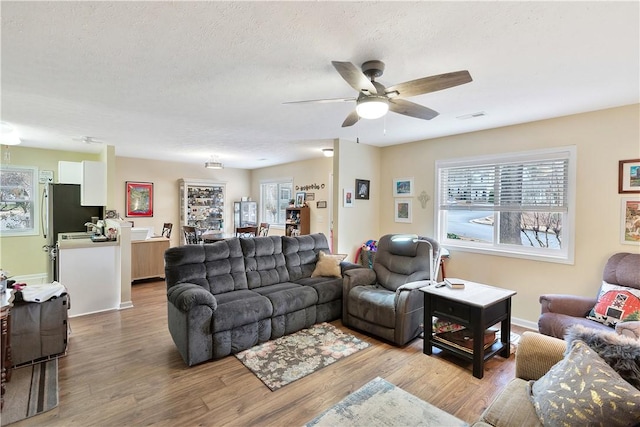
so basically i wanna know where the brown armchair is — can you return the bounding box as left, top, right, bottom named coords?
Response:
left=539, top=252, right=640, bottom=339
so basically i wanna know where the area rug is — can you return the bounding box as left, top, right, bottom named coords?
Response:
left=236, top=322, right=370, bottom=391
left=1, top=359, right=58, bottom=426
left=304, top=377, right=468, bottom=427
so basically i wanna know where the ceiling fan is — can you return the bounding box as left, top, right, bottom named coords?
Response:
left=286, top=60, right=472, bottom=127
left=72, top=136, right=105, bottom=144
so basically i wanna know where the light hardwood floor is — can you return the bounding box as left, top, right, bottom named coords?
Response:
left=11, top=280, right=533, bottom=426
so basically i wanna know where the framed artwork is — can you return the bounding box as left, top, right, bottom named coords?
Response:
left=316, top=201, right=327, bottom=208
left=343, top=188, right=354, bottom=207
left=295, top=191, right=306, bottom=206
left=394, top=198, right=412, bottom=223
left=393, top=177, right=414, bottom=197
left=619, top=159, right=640, bottom=194
left=126, top=181, right=153, bottom=217
left=356, top=179, right=370, bottom=200
left=305, top=192, right=315, bottom=201
left=621, top=197, right=640, bottom=245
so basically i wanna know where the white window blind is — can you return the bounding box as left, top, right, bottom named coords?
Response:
left=439, top=152, right=570, bottom=213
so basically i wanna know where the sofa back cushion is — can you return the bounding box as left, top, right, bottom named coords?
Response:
left=373, top=234, right=438, bottom=292
left=603, top=252, right=640, bottom=290
left=283, top=233, right=331, bottom=281
left=164, top=238, right=248, bottom=294
left=241, top=236, right=290, bottom=289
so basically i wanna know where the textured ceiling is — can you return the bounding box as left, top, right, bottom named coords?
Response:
left=1, top=1, right=638, bottom=169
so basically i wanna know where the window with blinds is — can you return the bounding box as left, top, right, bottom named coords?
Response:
left=260, top=179, right=293, bottom=227
left=435, top=147, right=576, bottom=263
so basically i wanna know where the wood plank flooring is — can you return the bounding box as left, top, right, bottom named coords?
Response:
left=10, top=280, right=533, bottom=426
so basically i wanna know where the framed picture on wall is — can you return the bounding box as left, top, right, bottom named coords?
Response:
left=394, top=198, right=412, bottom=223
left=619, top=159, right=640, bottom=194
left=621, top=197, right=640, bottom=245
left=356, top=179, right=370, bottom=200
left=344, top=188, right=354, bottom=207
left=295, top=192, right=306, bottom=206
left=126, top=181, right=153, bottom=217
left=393, top=177, right=414, bottom=197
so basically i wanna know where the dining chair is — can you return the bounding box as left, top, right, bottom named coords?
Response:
left=162, top=223, right=173, bottom=238
left=258, top=222, right=270, bottom=236
left=235, top=226, right=258, bottom=237
left=183, top=226, right=200, bottom=244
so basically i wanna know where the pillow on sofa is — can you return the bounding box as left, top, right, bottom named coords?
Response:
left=311, top=251, right=346, bottom=278
left=565, top=324, right=640, bottom=390
left=528, top=340, right=640, bottom=427
left=587, top=281, right=640, bottom=326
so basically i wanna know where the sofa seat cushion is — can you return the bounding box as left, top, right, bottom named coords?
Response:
left=538, top=312, right=612, bottom=338
left=347, top=285, right=396, bottom=329
left=477, top=378, right=541, bottom=427
left=212, top=290, right=273, bottom=332
left=253, top=283, right=318, bottom=316
left=295, top=276, right=343, bottom=304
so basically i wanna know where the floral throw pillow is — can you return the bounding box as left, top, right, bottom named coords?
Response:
left=587, top=281, right=640, bottom=326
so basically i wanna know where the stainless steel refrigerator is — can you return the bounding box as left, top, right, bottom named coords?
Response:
left=41, top=183, right=103, bottom=281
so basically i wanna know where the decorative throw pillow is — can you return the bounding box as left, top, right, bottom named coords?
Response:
left=528, top=340, right=640, bottom=427
left=564, top=324, right=640, bottom=390
left=311, top=251, right=344, bottom=278
left=587, top=281, right=640, bottom=326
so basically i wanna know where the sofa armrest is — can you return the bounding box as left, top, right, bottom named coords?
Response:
left=396, top=280, right=431, bottom=293
left=539, top=294, right=597, bottom=317
left=340, top=261, right=365, bottom=275
left=167, top=283, right=217, bottom=312
left=616, top=321, right=640, bottom=339
left=343, top=267, right=376, bottom=293
left=515, top=331, right=566, bottom=380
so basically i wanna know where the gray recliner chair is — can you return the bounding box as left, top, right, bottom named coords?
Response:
left=342, top=234, right=440, bottom=345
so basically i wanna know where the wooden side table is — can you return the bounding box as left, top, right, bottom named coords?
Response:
left=421, top=279, right=516, bottom=379
left=1, top=290, right=15, bottom=411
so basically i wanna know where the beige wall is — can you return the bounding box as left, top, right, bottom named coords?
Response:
left=116, top=157, right=251, bottom=247
left=250, top=156, right=333, bottom=237
left=0, top=146, right=101, bottom=277
left=378, top=104, right=640, bottom=326
left=334, top=139, right=381, bottom=259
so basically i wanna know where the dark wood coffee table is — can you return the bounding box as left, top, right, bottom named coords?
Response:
left=420, top=279, right=516, bottom=379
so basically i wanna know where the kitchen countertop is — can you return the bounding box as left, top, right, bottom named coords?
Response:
left=58, top=238, right=119, bottom=250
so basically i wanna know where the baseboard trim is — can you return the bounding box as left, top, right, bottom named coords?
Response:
left=512, top=316, right=538, bottom=331
left=120, top=301, right=134, bottom=310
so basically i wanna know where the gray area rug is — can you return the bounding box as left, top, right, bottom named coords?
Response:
left=236, top=322, right=370, bottom=391
left=1, top=359, right=58, bottom=426
left=305, top=377, right=468, bottom=427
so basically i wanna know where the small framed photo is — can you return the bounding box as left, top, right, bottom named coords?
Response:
left=295, top=192, right=306, bottom=207
left=344, top=188, right=354, bottom=207
left=356, top=179, right=370, bottom=200
left=621, top=197, right=640, bottom=245
left=305, top=192, right=315, bottom=201
left=316, top=201, right=327, bottom=209
left=393, top=177, right=414, bottom=197
left=394, top=198, right=412, bottom=223
left=126, top=181, right=153, bottom=217
left=619, top=159, right=640, bottom=194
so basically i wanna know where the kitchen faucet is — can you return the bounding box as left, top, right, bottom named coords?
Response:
left=84, top=220, right=104, bottom=235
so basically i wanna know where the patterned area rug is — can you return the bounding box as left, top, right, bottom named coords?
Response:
left=1, top=359, right=59, bottom=426
left=304, top=377, right=468, bottom=426
left=235, top=322, right=370, bottom=391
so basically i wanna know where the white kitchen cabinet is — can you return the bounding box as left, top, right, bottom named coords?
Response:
left=58, top=241, right=119, bottom=317
left=58, top=161, right=82, bottom=184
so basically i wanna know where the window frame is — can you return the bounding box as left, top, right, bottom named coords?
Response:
left=0, top=165, right=40, bottom=236
left=260, top=178, right=293, bottom=228
left=435, top=146, right=576, bottom=264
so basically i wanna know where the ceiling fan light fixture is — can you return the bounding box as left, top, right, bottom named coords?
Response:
left=1, top=122, right=22, bottom=145
left=356, top=97, right=389, bottom=119
left=322, top=148, right=334, bottom=157
left=205, top=156, right=224, bottom=169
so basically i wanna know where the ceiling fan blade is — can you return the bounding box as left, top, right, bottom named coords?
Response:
left=386, top=70, right=472, bottom=99
left=283, top=97, right=355, bottom=105
left=388, top=99, right=439, bottom=120
left=341, top=110, right=360, bottom=127
left=332, top=61, right=378, bottom=95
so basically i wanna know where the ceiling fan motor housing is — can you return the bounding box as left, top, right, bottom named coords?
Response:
left=361, top=60, right=385, bottom=80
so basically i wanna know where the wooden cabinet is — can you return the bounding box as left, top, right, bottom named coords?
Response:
left=131, top=238, right=170, bottom=281
left=285, top=206, right=310, bottom=236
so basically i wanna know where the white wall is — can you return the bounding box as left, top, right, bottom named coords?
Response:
left=376, top=104, right=640, bottom=325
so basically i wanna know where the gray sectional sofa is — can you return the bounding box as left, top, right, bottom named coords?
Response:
left=164, top=233, right=359, bottom=366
